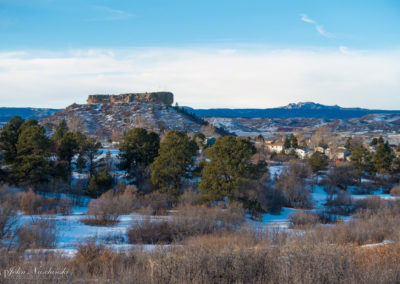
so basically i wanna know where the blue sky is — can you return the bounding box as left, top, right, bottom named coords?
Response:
left=1, top=0, right=400, bottom=109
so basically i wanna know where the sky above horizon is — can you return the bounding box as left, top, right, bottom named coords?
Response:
left=1, top=0, right=400, bottom=109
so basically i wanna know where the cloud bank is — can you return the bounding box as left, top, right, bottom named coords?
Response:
left=0, top=47, right=399, bottom=109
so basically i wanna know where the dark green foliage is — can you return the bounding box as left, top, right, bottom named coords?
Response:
left=119, top=128, right=160, bottom=188
left=11, top=122, right=52, bottom=185
left=51, top=120, right=68, bottom=143
left=0, top=116, right=24, bottom=164
left=351, top=145, right=374, bottom=179
left=373, top=140, right=394, bottom=174
left=75, top=154, right=86, bottom=173
left=150, top=131, right=198, bottom=199
left=284, top=136, right=291, bottom=149
left=51, top=121, right=82, bottom=182
left=199, top=136, right=267, bottom=203
left=370, top=137, right=378, bottom=147
left=308, top=151, right=328, bottom=173
left=172, top=106, right=208, bottom=125
left=83, top=138, right=102, bottom=178
left=88, top=169, right=113, bottom=196
left=289, top=134, right=298, bottom=148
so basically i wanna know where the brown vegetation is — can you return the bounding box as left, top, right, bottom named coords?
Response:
left=128, top=205, right=244, bottom=244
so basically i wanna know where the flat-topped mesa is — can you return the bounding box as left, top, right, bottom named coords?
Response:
left=87, top=92, right=174, bottom=106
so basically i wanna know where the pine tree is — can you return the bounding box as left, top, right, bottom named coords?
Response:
left=289, top=134, right=298, bottom=148
left=308, top=151, right=328, bottom=174
left=351, top=145, right=374, bottom=181
left=199, top=136, right=267, bottom=203
left=284, top=136, right=291, bottom=149
left=373, top=140, right=394, bottom=174
left=0, top=116, right=24, bottom=164
left=150, top=131, right=197, bottom=199
left=119, top=128, right=160, bottom=188
left=11, top=122, right=52, bottom=185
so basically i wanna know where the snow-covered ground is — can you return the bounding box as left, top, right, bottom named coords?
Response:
left=17, top=206, right=170, bottom=250
left=12, top=159, right=399, bottom=255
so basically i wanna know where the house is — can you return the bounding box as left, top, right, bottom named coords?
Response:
left=324, top=147, right=350, bottom=161
left=267, top=142, right=285, bottom=153
left=336, top=149, right=351, bottom=161
left=295, top=148, right=309, bottom=159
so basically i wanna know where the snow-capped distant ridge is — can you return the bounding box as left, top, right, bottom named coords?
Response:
left=281, top=102, right=341, bottom=110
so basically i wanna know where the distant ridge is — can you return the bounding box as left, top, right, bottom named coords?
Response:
left=184, top=102, right=400, bottom=119
left=0, top=107, right=61, bottom=126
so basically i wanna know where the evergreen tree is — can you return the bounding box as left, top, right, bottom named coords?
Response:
left=51, top=122, right=81, bottom=183
left=83, top=138, right=102, bottom=178
left=351, top=145, right=374, bottom=180
left=51, top=120, right=68, bottom=143
left=11, top=122, right=51, bottom=185
left=75, top=154, right=86, bottom=173
left=0, top=116, right=24, bottom=164
left=284, top=136, right=291, bottom=149
left=119, top=128, right=160, bottom=188
left=150, top=131, right=198, bottom=199
left=308, top=151, right=328, bottom=174
left=370, top=137, right=378, bottom=147
left=373, top=140, right=394, bottom=174
left=199, top=136, right=267, bottom=203
left=88, top=169, right=113, bottom=196
left=289, top=134, right=298, bottom=148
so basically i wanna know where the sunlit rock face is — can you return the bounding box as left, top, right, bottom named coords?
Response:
left=87, top=92, right=174, bottom=106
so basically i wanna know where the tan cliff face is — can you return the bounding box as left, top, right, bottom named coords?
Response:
left=87, top=92, right=174, bottom=106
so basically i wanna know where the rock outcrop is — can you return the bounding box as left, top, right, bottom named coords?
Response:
left=87, top=92, right=174, bottom=106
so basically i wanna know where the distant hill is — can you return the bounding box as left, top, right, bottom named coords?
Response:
left=40, top=101, right=223, bottom=140
left=0, top=107, right=61, bottom=126
left=184, top=102, right=400, bottom=119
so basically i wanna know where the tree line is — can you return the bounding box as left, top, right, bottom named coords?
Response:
left=0, top=117, right=269, bottom=215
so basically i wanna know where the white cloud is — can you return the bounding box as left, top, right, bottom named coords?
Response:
left=300, top=14, right=334, bottom=38
left=0, top=47, right=399, bottom=109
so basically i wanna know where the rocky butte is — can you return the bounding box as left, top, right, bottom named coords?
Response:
left=87, top=92, right=174, bottom=106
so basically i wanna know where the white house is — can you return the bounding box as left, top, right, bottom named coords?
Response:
left=295, top=148, right=309, bottom=159
left=267, top=142, right=285, bottom=153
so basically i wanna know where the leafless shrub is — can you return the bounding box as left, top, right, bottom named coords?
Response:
left=16, top=217, right=57, bottom=251
left=390, top=185, right=400, bottom=196
left=325, top=190, right=355, bottom=215
left=327, top=165, right=356, bottom=191
left=128, top=205, right=244, bottom=244
left=0, top=201, right=17, bottom=241
left=179, top=187, right=201, bottom=206
left=288, top=160, right=312, bottom=179
left=275, top=169, right=313, bottom=209
left=289, top=210, right=320, bottom=228
left=136, top=191, right=172, bottom=215
left=354, top=196, right=388, bottom=213
left=81, top=191, right=122, bottom=226
left=19, top=189, right=72, bottom=215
